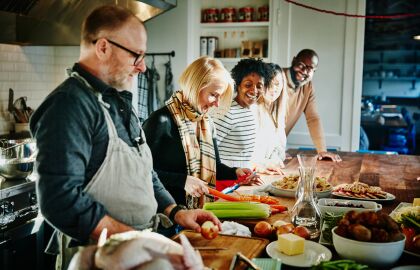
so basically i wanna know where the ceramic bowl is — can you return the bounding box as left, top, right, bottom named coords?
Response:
left=332, top=226, right=405, bottom=268
left=318, top=198, right=382, bottom=217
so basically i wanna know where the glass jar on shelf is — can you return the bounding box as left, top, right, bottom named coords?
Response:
left=238, top=7, right=254, bottom=22
left=258, top=5, right=269, bottom=21
left=220, top=7, right=236, bottom=22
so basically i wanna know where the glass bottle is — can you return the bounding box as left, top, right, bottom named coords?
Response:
left=291, top=154, right=321, bottom=239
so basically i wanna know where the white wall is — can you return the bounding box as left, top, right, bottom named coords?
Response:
left=145, top=0, right=190, bottom=96
left=0, top=44, right=78, bottom=134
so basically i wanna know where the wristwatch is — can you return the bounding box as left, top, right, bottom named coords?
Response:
left=169, top=204, right=187, bottom=222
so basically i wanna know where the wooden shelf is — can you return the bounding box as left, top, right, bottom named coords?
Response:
left=200, top=21, right=269, bottom=28
left=217, top=57, right=269, bottom=63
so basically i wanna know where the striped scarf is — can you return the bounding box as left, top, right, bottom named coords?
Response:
left=166, top=91, right=216, bottom=208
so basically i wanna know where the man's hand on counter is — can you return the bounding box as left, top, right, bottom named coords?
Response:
left=317, top=151, right=342, bottom=162
left=91, top=215, right=134, bottom=241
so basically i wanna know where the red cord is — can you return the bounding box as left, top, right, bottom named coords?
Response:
left=285, top=0, right=420, bottom=19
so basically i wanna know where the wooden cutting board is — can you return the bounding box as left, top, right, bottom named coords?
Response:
left=172, top=230, right=269, bottom=270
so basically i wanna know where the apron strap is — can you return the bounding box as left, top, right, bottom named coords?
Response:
left=134, top=213, right=173, bottom=232
left=69, top=70, right=118, bottom=140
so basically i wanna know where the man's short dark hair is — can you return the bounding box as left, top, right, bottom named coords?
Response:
left=295, top=49, right=319, bottom=61
left=81, top=5, right=143, bottom=45
left=231, top=58, right=269, bottom=91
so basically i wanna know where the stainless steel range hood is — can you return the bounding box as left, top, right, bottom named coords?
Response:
left=0, top=0, right=176, bottom=46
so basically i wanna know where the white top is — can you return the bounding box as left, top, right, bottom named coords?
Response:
left=214, top=100, right=257, bottom=168
left=252, top=100, right=287, bottom=169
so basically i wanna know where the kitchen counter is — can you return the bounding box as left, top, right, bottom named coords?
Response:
left=241, top=150, right=419, bottom=215
left=219, top=150, right=420, bottom=269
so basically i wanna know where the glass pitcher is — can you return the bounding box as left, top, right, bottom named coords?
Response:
left=291, top=154, right=321, bottom=239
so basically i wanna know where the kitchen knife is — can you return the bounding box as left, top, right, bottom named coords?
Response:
left=8, top=88, right=14, bottom=113
left=221, top=183, right=240, bottom=194
left=194, top=247, right=228, bottom=250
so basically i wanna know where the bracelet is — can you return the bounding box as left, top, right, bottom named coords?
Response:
left=169, top=204, right=187, bottom=222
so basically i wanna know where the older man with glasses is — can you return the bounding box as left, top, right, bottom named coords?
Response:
left=30, top=5, right=219, bottom=269
left=282, top=49, right=341, bottom=162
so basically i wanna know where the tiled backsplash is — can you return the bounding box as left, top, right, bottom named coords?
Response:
left=0, top=44, right=79, bottom=134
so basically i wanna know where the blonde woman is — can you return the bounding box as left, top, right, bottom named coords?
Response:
left=143, top=57, right=258, bottom=208
left=252, top=63, right=288, bottom=174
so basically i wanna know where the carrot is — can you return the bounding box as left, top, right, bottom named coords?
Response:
left=270, top=205, right=288, bottom=212
left=259, top=196, right=280, bottom=205
left=270, top=208, right=281, bottom=215
left=208, top=188, right=241, bottom=201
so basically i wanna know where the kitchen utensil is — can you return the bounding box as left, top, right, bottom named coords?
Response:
left=229, top=252, right=261, bottom=270
left=194, top=246, right=228, bottom=251
left=221, top=183, right=240, bottom=194
left=317, top=198, right=382, bottom=217
left=13, top=97, right=31, bottom=123
left=0, top=138, right=36, bottom=179
left=8, top=88, right=26, bottom=123
left=8, top=88, right=14, bottom=113
left=172, top=230, right=268, bottom=270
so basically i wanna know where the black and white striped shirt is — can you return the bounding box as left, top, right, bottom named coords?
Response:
left=214, top=100, right=257, bottom=168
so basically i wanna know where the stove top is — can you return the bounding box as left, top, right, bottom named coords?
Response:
left=1, top=178, right=38, bottom=232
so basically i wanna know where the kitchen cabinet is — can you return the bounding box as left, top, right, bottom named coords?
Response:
left=363, top=49, right=419, bottom=89
left=194, top=0, right=272, bottom=70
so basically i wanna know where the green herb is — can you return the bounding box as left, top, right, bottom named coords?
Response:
left=312, top=260, right=371, bottom=270
left=320, top=212, right=344, bottom=244
left=401, top=213, right=420, bottom=232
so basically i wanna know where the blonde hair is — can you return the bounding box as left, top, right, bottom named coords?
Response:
left=179, top=56, right=234, bottom=113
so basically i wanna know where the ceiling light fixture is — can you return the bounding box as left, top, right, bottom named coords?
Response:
left=414, top=35, right=420, bottom=40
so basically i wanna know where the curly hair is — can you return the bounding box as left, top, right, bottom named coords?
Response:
left=230, top=58, right=269, bottom=91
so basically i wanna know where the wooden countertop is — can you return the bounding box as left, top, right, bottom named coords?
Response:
left=229, top=150, right=420, bottom=269
left=242, top=150, right=420, bottom=215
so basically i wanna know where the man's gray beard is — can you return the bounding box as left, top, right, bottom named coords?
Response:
left=296, top=78, right=310, bottom=88
left=100, top=65, right=126, bottom=91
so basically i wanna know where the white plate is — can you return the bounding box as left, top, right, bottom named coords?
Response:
left=266, top=240, right=332, bottom=267
left=269, top=185, right=332, bottom=198
left=389, top=202, right=420, bottom=259
left=332, top=191, right=395, bottom=202
left=403, top=249, right=420, bottom=258
left=391, top=265, right=420, bottom=270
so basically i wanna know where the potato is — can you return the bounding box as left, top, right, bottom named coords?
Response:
left=349, top=224, right=371, bottom=241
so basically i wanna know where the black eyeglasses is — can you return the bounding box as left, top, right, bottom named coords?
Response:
left=93, top=38, right=145, bottom=66
left=296, top=61, right=317, bottom=73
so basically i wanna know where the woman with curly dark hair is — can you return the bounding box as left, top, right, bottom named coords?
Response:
left=213, top=58, right=269, bottom=171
